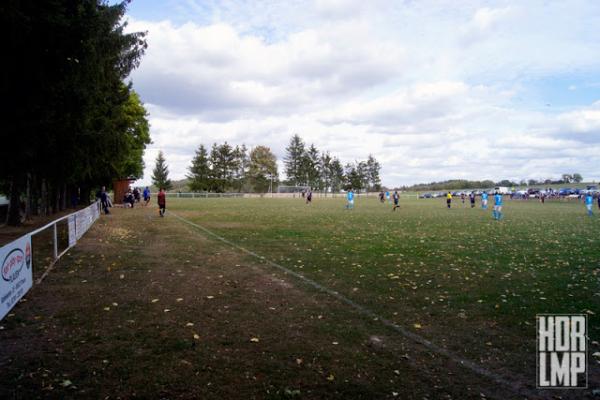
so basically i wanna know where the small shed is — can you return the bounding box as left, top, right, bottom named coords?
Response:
left=113, top=178, right=135, bottom=205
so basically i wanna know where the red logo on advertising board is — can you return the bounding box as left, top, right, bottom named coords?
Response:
left=25, top=241, right=31, bottom=269
left=2, top=248, right=25, bottom=282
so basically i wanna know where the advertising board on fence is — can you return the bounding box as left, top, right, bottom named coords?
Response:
left=0, top=235, right=33, bottom=320
left=68, top=214, right=76, bottom=247
left=75, top=202, right=100, bottom=240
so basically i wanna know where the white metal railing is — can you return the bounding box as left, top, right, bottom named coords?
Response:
left=0, top=200, right=101, bottom=320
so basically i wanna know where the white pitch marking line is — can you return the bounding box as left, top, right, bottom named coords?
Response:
left=170, top=211, right=533, bottom=396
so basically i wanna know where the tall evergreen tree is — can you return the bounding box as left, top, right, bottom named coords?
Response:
left=151, top=151, right=172, bottom=190
left=319, top=152, right=332, bottom=192
left=302, top=144, right=321, bottom=189
left=356, top=161, right=369, bottom=192
left=232, top=144, right=249, bottom=192
left=284, top=134, right=305, bottom=186
left=366, top=155, right=381, bottom=191
left=344, top=163, right=361, bottom=191
left=329, top=158, right=345, bottom=192
left=1, top=0, right=147, bottom=225
left=208, top=142, right=238, bottom=192
left=187, top=145, right=210, bottom=192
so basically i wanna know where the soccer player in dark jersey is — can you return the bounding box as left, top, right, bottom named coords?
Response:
left=158, top=188, right=166, bottom=217
left=392, top=191, right=400, bottom=211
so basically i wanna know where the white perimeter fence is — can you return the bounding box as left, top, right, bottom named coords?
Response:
left=0, top=201, right=101, bottom=320
left=165, top=192, right=421, bottom=199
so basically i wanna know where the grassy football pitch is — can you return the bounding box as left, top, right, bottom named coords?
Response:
left=1, top=195, right=598, bottom=399
left=170, top=196, right=599, bottom=385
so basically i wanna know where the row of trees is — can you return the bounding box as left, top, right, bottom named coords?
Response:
left=153, top=134, right=383, bottom=193
left=185, top=143, right=277, bottom=193
left=1, top=1, right=149, bottom=225
left=284, top=134, right=381, bottom=192
left=151, top=143, right=277, bottom=193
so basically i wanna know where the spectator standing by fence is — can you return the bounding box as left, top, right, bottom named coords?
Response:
left=98, top=186, right=110, bottom=214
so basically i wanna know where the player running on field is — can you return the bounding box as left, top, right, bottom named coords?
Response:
left=392, top=190, right=400, bottom=211
left=158, top=188, right=166, bottom=217
left=446, top=191, right=452, bottom=208
left=585, top=192, right=593, bottom=216
left=346, top=189, right=355, bottom=210
left=385, top=191, right=391, bottom=203
left=493, top=191, right=503, bottom=220
left=306, top=189, right=313, bottom=204
left=143, top=186, right=151, bottom=206
left=469, top=192, right=475, bottom=208
left=481, top=191, right=488, bottom=209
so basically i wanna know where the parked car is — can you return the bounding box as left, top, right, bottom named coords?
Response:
left=558, top=188, right=575, bottom=195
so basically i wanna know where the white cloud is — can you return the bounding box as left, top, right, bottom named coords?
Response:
left=128, top=1, right=600, bottom=186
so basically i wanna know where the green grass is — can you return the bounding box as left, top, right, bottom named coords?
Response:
left=169, top=196, right=600, bottom=377
left=3, top=199, right=598, bottom=398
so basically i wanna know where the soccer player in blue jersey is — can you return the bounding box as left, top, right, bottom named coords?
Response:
left=493, top=191, right=503, bottom=220
left=143, top=186, right=151, bottom=206
left=385, top=191, right=390, bottom=204
left=481, top=191, right=488, bottom=209
left=585, top=192, right=593, bottom=216
left=346, top=189, right=355, bottom=210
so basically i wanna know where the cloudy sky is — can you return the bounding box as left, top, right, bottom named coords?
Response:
left=125, top=0, right=600, bottom=187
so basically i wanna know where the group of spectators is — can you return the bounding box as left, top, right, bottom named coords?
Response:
left=97, top=186, right=161, bottom=215
left=123, top=187, right=151, bottom=208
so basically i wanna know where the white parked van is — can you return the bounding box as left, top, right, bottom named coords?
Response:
left=494, top=187, right=511, bottom=194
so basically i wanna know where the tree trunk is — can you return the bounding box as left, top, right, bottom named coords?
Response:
left=40, top=179, right=48, bottom=216
left=31, top=175, right=39, bottom=216
left=60, top=184, right=67, bottom=211
left=7, top=177, right=22, bottom=226
left=25, top=174, right=31, bottom=220
left=53, top=185, right=59, bottom=214
left=80, top=185, right=91, bottom=206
